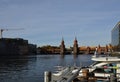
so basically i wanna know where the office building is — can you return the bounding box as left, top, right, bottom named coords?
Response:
left=111, top=21, right=120, bottom=51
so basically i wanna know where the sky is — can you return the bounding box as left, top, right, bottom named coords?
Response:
left=0, top=0, right=120, bottom=47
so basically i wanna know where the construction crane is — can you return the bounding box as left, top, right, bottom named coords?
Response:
left=0, top=28, right=24, bottom=38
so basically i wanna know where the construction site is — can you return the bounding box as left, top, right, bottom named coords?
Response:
left=0, top=28, right=37, bottom=55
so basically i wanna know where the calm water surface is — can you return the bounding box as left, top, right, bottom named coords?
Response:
left=0, top=54, right=93, bottom=82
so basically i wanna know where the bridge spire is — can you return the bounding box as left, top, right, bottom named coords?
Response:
left=60, top=37, right=65, bottom=55
left=73, top=37, right=79, bottom=55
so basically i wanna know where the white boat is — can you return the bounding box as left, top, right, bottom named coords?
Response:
left=79, top=49, right=120, bottom=81
left=92, top=56, right=120, bottom=62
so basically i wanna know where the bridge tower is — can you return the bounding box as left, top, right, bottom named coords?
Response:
left=60, top=38, right=65, bottom=55
left=73, top=37, right=79, bottom=55
left=98, top=44, right=101, bottom=54
left=105, top=45, right=108, bottom=54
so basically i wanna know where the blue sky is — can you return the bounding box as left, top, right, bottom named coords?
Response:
left=0, top=0, right=120, bottom=47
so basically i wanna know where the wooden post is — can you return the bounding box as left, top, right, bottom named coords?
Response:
left=44, top=71, right=51, bottom=82
left=110, top=73, right=117, bottom=82
left=82, top=69, right=89, bottom=77
left=82, top=69, right=89, bottom=81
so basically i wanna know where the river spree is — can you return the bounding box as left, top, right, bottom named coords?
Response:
left=0, top=54, right=94, bottom=82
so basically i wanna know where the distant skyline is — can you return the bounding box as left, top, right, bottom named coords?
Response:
left=0, top=0, right=120, bottom=47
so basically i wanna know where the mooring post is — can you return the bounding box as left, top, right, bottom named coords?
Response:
left=110, top=73, right=117, bottom=82
left=44, top=71, right=51, bottom=82
left=81, top=69, right=89, bottom=81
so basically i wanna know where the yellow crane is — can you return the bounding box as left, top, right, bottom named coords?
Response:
left=0, top=28, right=24, bottom=38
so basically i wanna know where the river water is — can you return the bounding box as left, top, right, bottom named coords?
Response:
left=0, top=54, right=94, bottom=82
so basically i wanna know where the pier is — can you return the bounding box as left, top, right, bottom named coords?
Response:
left=44, top=66, right=120, bottom=82
left=44, top=67, right=81, bottom=82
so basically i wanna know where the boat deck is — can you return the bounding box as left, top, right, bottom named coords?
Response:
left=51, top=67, right=81, bottom=82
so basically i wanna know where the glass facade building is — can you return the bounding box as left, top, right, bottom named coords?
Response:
left=111, top=21, right=120, bottom=51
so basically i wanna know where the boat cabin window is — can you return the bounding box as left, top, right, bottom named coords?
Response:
left=104, top=64, right=113, bottom=73
left=93, top=63, right=115, bottom=73
left=93, top=68, right=105, bottom=73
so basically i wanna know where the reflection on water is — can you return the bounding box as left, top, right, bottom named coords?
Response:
left=0, top=55, right=37, bottom=82
left=0, top=54, right=93, bottom=82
